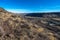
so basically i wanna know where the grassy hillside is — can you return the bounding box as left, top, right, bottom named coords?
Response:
left=0, top=8, right=59, bottom=40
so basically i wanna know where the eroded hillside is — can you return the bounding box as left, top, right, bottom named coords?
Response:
left=0, top=8, right=59, bottom=40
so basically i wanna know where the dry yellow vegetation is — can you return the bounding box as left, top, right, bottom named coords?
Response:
left=0, top=8, right=59, bottom=40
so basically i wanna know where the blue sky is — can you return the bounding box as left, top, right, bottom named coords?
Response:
left=0, top=0, right=60, bottom=13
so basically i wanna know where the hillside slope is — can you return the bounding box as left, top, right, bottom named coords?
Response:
left=0, top=8, right=59, bottom=40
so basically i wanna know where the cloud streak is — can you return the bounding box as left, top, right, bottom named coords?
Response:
left=5, top=8, right=60, bottom=13
left=5, top=9, right=33, bottom=13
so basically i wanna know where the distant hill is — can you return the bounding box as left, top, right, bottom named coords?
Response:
left=25, top=12, right=60, bottom=17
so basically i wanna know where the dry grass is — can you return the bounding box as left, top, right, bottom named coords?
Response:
left=0, top=8, right=59, bottom=40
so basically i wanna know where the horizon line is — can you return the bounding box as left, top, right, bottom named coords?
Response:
left=5, top=8, right=60, bottom=13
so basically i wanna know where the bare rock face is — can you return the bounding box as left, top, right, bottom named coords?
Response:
left=0, top=8, right=59, bottom=40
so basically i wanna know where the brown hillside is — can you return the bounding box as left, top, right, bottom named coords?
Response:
left=0, top=8, right=59, bottom=40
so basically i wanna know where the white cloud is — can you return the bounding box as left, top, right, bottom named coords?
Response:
left=5, top=8, right=60, bottom=13
left=5, top=9, right=33, bottom=13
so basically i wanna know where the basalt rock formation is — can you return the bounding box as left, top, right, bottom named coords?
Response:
left=0, top=8, right=59, bottom=40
